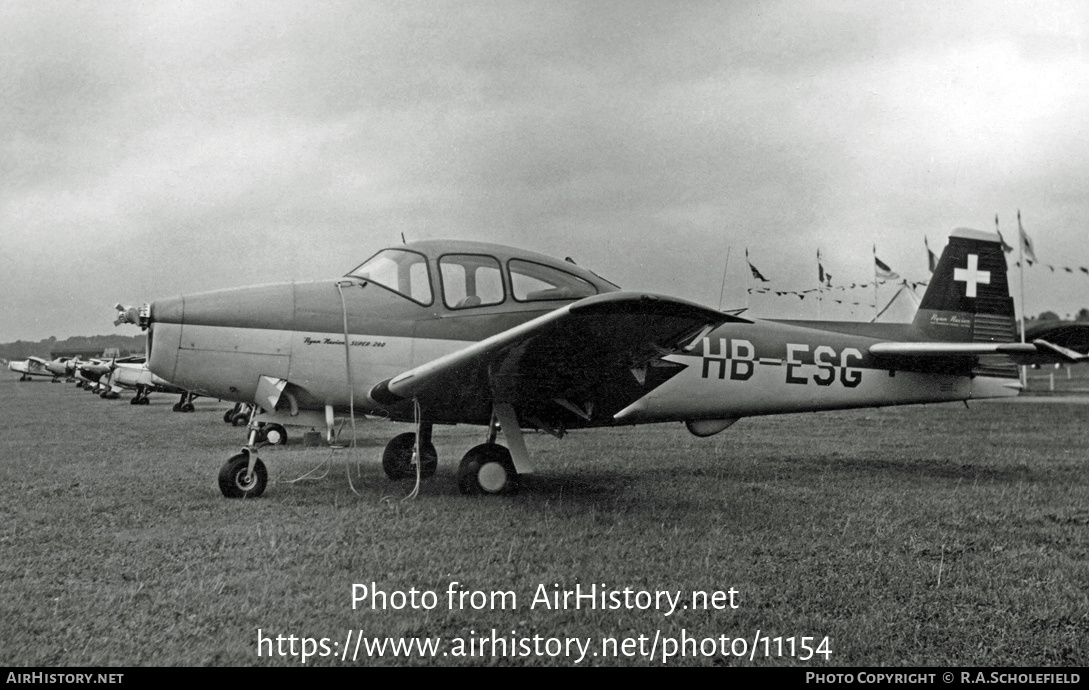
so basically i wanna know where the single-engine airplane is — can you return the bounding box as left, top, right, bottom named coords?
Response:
left=8, top=357, right=54, bottom=381
left=116, top=228, right=1088, bottom=499
left=44, top=356, right=78, bottom=382
left=106, top=360, right=200, bottom=409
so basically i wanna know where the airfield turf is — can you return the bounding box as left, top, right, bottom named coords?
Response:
left=0, top=372, right=1086, bottom=667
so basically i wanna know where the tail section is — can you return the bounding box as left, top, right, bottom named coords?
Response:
left=913, top=228, right=1016, bottom=344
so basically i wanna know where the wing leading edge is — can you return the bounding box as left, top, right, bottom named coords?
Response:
left=369, top=291, right=744, bottom=427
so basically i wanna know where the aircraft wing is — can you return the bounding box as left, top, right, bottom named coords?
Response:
left=1024, top=322, right=1089, bottom=353
left=369, top=291, right=744, bottom=426
left=869, top=339, right=1089, bottom=366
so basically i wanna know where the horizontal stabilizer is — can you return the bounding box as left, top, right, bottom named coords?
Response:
left=870, top=339, right=1089, bottom=366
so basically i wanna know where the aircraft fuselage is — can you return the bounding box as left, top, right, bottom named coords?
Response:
left=146, top=279, right=1014, bottom=428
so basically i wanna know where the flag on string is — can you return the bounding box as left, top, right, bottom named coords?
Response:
left=996, top=230, right=1014, bottom=254
left=874, top=248, right=900, bottom=281
left=924, top=237, right=938, bottom=272
left=993, top=214, right=1014, bottom=255
left=817, top=249, right=832, bottom=287
left=746, top=249, right=770, bottom=282
left=1018, top=211, right=1037, bottom=263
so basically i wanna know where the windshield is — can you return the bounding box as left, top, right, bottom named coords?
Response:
left=348, top=249, right=433, bottom=305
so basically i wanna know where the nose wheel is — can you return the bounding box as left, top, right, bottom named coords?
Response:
left=218, top=452, right=268, bottom=498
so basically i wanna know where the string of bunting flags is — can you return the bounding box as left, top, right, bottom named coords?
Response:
left=996, top=213, right=1087, bottom=274
left=743, top=212, right=1084, bottom=312
left=744, top=247, right=927, bottom=307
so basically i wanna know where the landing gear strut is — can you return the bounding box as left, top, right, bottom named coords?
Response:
left=129, top=385, right=151, bottom=405
left=218, top=406, right=268, bottom=498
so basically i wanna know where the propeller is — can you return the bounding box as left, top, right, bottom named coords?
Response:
left=114, top=303, right=149, bottom=329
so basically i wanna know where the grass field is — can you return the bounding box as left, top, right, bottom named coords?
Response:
left=1, top=373, right=1087, bottom=666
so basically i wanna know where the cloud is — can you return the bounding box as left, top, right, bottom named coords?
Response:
left=3, top=1, right=1089, bottom=339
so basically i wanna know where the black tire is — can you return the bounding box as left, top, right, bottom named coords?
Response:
left=381, top=432, right=438, bottom=480
left=457, top=444, right=518, bottom=496
left=217, top=453, right=268, bottom=498
left=139, top=397, right=150, bottom=406
left=264, top=423, right=287, bottom=446
left=223, top=408, right=236, bottom=423
left=231, top=412, right=249, bottom=426
left=130, top=397, right=140, bottom=405
left=172, top=401, right=183, bottom=412
left=180, top=402, right=195, bottom=413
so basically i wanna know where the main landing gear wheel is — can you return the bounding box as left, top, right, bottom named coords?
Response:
left=260, top=423, right=288, bottom=446
left=218, top=453, right=268, bottom=498
left=381, top=432, right=438, bottom=480
left=173, top=392, right=196, bottom=412
left=223, top=400, right=247, bottom=422
left=457, top=444, right=518, bottom=496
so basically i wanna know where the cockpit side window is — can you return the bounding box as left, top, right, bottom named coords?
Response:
left=347, top=249, right=433, bottom=306
left=439, top=254, right=504, bottom=309
left=509, top=259, right=598, bottom=302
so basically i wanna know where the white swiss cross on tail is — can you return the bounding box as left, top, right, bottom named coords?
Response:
left=953, top=254, right=991, bottom=298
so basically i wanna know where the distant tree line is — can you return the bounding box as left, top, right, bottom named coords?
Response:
left=0, top=334, right=145, bottom=362
left=1033, top=308, right=1089, bottom=323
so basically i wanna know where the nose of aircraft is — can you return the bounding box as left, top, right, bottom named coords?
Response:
left=150, top=283, right=297, bottom=331
left=143, top=282, right=298, bottom=388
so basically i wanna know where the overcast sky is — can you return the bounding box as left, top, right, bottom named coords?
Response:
left=3, top=0, right=1088, bottom=342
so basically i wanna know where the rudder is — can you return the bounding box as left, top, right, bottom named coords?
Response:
left=913, top=228, right=1016, bottom=344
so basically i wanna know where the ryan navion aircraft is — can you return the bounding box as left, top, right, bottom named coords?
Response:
left=116, top=228, right=1088, bottom=498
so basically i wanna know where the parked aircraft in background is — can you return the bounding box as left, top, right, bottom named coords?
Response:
left=116, top=229, right=1088, bottom=499
left=43, top=357, right=78, bottom=382
left=8, top=357, right=53, bottom=381
left=106, top=360, right=200, bottom=410
left=74, top=359, right=118, bottom=396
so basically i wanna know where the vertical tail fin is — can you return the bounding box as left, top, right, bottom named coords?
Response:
left=913, top=228, right=1016, bottom=343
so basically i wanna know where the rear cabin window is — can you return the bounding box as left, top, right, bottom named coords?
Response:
left=439, top=254, right=505, bottom=309
left=509, top=259, right=597, bottom=302
left=348, top=249, right=433, bottom=306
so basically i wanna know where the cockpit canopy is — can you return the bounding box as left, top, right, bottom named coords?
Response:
left=347, top=241, right=618, bottom=309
